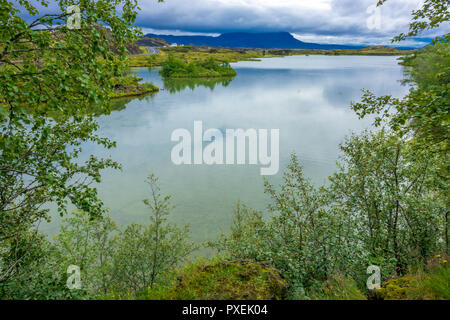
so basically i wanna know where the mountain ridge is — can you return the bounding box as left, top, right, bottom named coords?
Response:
left=142, top=32, right=363, bottom=50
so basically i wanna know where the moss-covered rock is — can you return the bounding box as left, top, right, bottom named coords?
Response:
left=375, top=276, right=415, bottom=300
left=144, top=259, right=288, bottom=300
left=110, top=76, right=158, bottom=99
left=375, top=261, right=449, bottom=300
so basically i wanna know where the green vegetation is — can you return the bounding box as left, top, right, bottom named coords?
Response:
left=1, top=0, right=448, bottom=301
left=110, top=174, right=196, bottom=295
left=212, top=137, right=447, bottom=298
left=375, top=256, right=449, bottom=300
left=267, top=46, right=414, bottom=57
left=127, top=52, right=167, bottom=67
left=111, top=76, right=158, bottom=99
left=0, top=175, right=195, bottom=299
left=308, top=275, right=367, bottom=300
left=136, top=258, right=288, bottom=300
left=0, top=0, right=142, bottom=291
left=127, top=46, right=263, bottom=68
left=160, top=55, right=237, bottom=78
left=163, top=77, right=233, bottom=93
left=127, top=45, right=412, bottom=69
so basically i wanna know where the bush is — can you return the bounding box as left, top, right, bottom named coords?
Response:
left=160, top=55, right=237, bottom=78
left=139, top=258, right=288, bottom=300
left=308, top=275, right=366, bottom=300
left=375, top=255, right=450, bottom=300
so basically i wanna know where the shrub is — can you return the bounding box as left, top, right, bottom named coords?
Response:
left=375, top=254, right=450, bottom=300
left=308, top=275, right=367, bottom=300
left=160, top=55, right=237, bottom=78
left=140, top=258, right=288, bottom=300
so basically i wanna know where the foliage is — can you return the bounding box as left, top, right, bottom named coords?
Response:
left=353, top=1, right=449, bottom=167
left=128, top=45, right=263, bottom=67
left=50, top=175, right=196, bottom=298
left=159, top=55, right=237, bottom=78
left=0, top=0, right=141, bottom=285
left=136, top=258, right=288, bottom=300
left=110, top=75, right=158, bottom=99
left=108, top=175, right=196, bottom=296
left=214, top=128, right=447, bottom=297
left=268, top=46, right=413, bottom=57
left=127, top=46, right=412, bottom=68
left=377, top=0, right=450, bottom=42
left=127, top=51, right=167, bottom=67
left=212, top=155, right=364, bottom=296
left=53, top=211, right=117, bottom=295
left=350, top=4, right=449, bottom=272
left=375, top=254, right=449, bottom=300
left=308, top=275, right=366, bottom=300
left=399, top=38, right=450, bottom=90
left=329, top=130, right=446, bottom=276
left=0, top=231, right=85, bottom=299
left=1, top=0, right=448, bottom=301
left=352, top=38, right=449, bottom=155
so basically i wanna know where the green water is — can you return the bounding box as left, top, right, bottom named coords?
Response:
left=43, top=55, right=409, bottom=245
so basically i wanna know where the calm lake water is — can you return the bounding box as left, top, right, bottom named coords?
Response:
left=43, top=55, right=409, bottom=245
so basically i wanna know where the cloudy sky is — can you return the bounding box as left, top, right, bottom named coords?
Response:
left=135, top=0, right=449, bottom=47
left=17, top=0, right=450, bottom=47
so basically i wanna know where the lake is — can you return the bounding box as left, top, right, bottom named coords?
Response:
left=43, top=55, right=409, bottom=246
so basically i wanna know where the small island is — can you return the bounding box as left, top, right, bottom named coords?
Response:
left=159, top=55, right=237, bottom=78
left=110, top=76, right=159, bottom=99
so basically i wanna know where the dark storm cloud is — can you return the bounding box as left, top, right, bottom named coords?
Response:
left=134, top=0, right=448, bottom=45
left=14, top=0, right=449, bottom=46
left=138, top=0, right=419, bottom=35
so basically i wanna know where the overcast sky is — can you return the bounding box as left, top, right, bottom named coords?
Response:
left=135, top=0, right=449, bottom=47
left=17, top=0, right=450, bottom=47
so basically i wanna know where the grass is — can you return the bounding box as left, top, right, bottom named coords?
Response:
left=267, top=46, right=415, bottom=56
left=128, top=258, right=288, bottom=300
left=307, top=275, right=367, bottom=300
left=159, top=55, right=237, bottom=78
left=100, top=255, right=449, bottom=300
left=375, top=254, right=449, bottom=300
left=127, top=46, right=263, bottom=68
left=127, top=45, right=414, bottom=68
left=110, top=75, right=159, bottom=99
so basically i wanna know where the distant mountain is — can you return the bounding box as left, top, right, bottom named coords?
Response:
left=136, top=36, right=170, bottom=47
left=143, top=32, right=362, bottom=50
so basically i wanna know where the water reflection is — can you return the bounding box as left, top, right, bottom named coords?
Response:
left=163, top=77, right=234, bottom=93
left=43, top=56, right=409, bottom=246
left=110, top=93, right=157, bottom=114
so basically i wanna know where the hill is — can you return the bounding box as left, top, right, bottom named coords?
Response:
left=144, top=32, right=361, bottom=49
left=136, top=36, right=170, bottom=47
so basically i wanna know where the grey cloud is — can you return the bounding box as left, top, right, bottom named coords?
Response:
left=135, top=0, right=444, bottom=44
left=14, top=0, right=449, bottom=45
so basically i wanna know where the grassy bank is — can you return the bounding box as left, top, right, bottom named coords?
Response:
left=267, top=46, right=415, bottom=56
left=159, top=56, right=237, bottom=78
left=126, top=258, right=288, bottom=300
left=127, top=46, right=264, bottom=67
left=127, top=45, right=414, bottom=68
left=110, top=75, right=159, bottom=99
left=104, top=255, right=449, bottom=300
left=374, top=255, right=449, bottom=300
